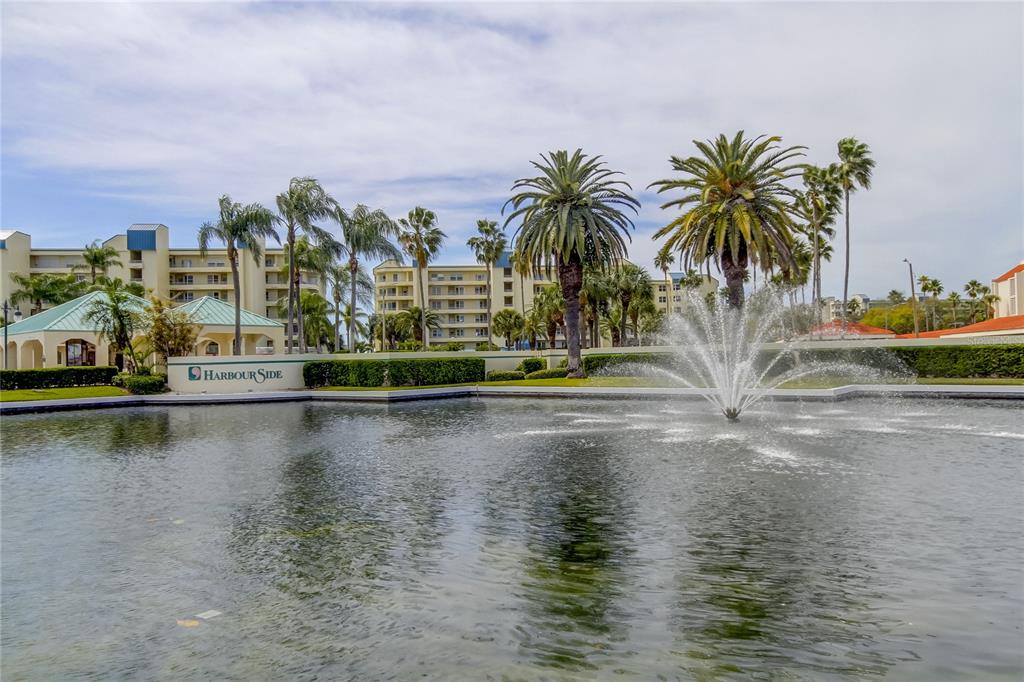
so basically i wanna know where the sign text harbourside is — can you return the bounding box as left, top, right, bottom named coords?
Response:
left=188, top=366, right=284, bottom=384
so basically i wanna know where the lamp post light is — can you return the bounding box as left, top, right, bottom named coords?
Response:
left=904, top=259, right=920, bottom=338
left=3, top=301, right=23, bottom=369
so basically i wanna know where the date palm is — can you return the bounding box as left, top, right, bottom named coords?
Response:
left=9, top=273, right=85, bottom=313
left=276, top=177, right=337, bottom=353
left=467, top=219, right=508, bottom=348
left=326, top=263, right=374, bottom=351
left=654, top=247, right=675, bottom=317
left=504, top=149, right=638, bottom=377
left=84, top=280, right=147, bottom=372
left=795, top=164, right=841, bottom=319
left=74, top=241, right=123, bottom=283
left=398, top=207, right=446, bottom=346
left=331, top=203, right=402, bottom=352
left=650, top=131, right=805, bottom=309
left=614, top=262, right=653, bottom=345
left=947, top=291, right=961, bottom=326
left=834, top=137, right=875, bottom=328
left=964, top=280, right=984, bottom=323
left=198, top=195, right=279, bottom=355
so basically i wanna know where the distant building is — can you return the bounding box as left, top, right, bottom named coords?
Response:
left=800, top=319, right=895, bottom=340
left=654, top=272, right=719, bottom=314
left=820, top=294, right=872, bottom=321
left=991, top=261, right=1023, bottom=318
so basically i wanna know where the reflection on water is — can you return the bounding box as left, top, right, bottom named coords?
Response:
left=2, top=398, right=1022, bottom=679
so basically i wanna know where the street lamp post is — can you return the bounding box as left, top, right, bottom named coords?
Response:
left=2, top=300, right=23, bottom=369
left=379, top=287, right=387, bottom=352
left=904, top=259, right=920, bottom=338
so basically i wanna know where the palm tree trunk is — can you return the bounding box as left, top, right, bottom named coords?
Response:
left=841, top=189, right=851, bottom=331
left=579, top=306, right=588, bottom=349
left=558, top=258, right=585, bottom=378
left=618, top=295, right=630, bottom=347
left=416, top=261, right=427, bottom=347
left=349, top=255, right=359, bottom=353
left=664, top=272, right=672, bottom=317
left=286, top=226, right=295, bottom=354
left=334, top=292, right=342, bottom=352
left=486, top=263, right=493, bottom=348
left=229, top=246, right=241, bottom=355
left=721, top=253, right=746, bottom=309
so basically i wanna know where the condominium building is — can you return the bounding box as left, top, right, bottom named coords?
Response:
left=374, top=254, right=718, bottom=350
left=821, top=294, right=873, bottom=321
left=991, top=261, right=1023, bottom=318
left=0, top=225, right=325, bottom=327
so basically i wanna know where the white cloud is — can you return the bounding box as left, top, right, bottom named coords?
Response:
left=2, top=1, right=1021, bottom=296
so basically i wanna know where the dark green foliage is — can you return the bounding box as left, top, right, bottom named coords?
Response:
left=583, top=353, right=674, bottom=373
left=304, top=357, right=486, bottom=388
left=429, top=342, right=465, bottom=352
left=516, top=357, right=545, bottom=374
left=486, top=370, right=526, bottom=381
left=525, top=367, right=569, bottom=379
left=557, top=357, right=568, bottom=368
left=122, top=374, right=167, bottom=394
left=0, top=366, right=119, bottom=390
left=476, top=342, right=500, bottom=351
left=397, top=341, right=425, bottom=352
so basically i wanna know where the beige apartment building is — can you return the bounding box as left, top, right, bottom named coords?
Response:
left=0, top=225, right=325, bottom=326
left=991, top=261, right=1023, bottom=318
left=373, top=254, right=717, bottom=350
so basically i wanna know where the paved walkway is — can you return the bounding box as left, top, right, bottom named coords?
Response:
left=2, top=383, right=1022, bottom=414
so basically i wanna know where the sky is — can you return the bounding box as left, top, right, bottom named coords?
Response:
left=2, top=1, right=1022, bottom=299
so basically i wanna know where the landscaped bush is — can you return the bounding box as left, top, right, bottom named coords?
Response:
left=122, top=374, right=167, bottom=395
left=429, top=342, right=465, bottom=352
left=476, top=342, right=500, bottom=351
left=396, top=341, right=425, bottom=352
left=0, top=366, right=119, bottom=391
left=516, top=357, right=545, bottom=374
left=304, top=357, right=486, bottom=388
left=583, top=353, right=672, bottom=373
left=557, top=357, right=568, bottom=368
left=486, top=370, right=526, bottom=381
left=525, top=367, right=569, bottom=380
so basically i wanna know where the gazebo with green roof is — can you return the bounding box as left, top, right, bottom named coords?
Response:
left=174, top=296, right=284, bottom=356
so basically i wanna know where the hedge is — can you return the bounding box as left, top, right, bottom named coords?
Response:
left=486, top=370, right=526, bottom=381
left=304, top=357, right=486, bottom=388
left=516, top=357, right=545, bottom=374
left=476, top=342, right=500, bottom=351
left=526, top=367, right=569, bottom=380
left=581, top=344, right=1024, bottom=378
left=122, top=374, right=168, bottom=395
left=429, top=342, right=465, bottom=352
left=0, top=366, right=119, bottom=390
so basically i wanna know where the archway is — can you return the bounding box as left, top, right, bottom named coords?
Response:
left=19, top=339, right=43, bottom=369
left=64, top=338, right=97, bottom=366
left=5, top=341, right=17, bottom=369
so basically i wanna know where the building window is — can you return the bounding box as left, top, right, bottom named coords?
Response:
left=130, top=250, right=142, bottom=262
left=658, top=296, right=666, bottom=303
left=504, top=296, right=513, bottom=307
left=265, top=256, right=275, bottom=267
left=452, top=329, right=465, bottom=337
left=180, top=292, right=194, bottom=302
left=503, top=267, right=512, bottom=277
left=475, top=274, right=486, bottom=281
left=205, top=342, right=219, bottom=355
left=475, top=329, right=487, bottom=337
left=431, top=329, right=443, bottom=338
left=449, top=287, right=464, bottom=295
left=504, top=282, right=513, bottom=292
left=449, top=301, right=465, bottom=309
left=430, top=301, right=442, bottom=310
left=478, top=301, right=488, bottom=309
left=474, top=286, right=487, bottom=295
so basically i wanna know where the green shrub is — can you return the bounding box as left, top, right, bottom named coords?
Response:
left=486, top=370, right=526, bottom=381
left=516, top=357, right=545, bottom=374
left=525, top=367, right=569, bottom=379
left=303, top=357, right=486, bottom=388
left=476, top=342, right=500, bottom=351
left=429, top=342, right=465, bottom=352
left=583, top=353, right=672, bottom=373
left=557, top=357, right=568, bottom=368
left=122, top=374, right=167, bottom=395
left=397, top=341, right=425, bottom=352
left=0, top=365, right=119, bottom=390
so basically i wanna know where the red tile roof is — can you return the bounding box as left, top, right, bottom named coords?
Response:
left=993, top=263, right=1024, bottom=283
left=895, top=314, right=1024, bottom=338
left=809, top=320, right=895, bottom=336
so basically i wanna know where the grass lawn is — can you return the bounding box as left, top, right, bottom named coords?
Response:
left=316, top=376, right=1024, bottom=391
left=0, top=386, right=129, bottom=402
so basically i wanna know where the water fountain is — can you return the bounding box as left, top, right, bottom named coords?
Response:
left=607, top=289, right=907, bottom=420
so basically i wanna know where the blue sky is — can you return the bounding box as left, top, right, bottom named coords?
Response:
left=2, top=2, right=1022, bottom=298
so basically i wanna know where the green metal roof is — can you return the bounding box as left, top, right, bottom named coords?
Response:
left=4, top=290, right=151, bottom=336
left=174, top=296, right=282, bottom=328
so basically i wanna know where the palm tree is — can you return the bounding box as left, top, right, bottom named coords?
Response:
left=613, top=262, right=653, bottom=345
left=84, top=281, right=146, bottom=372
left=398, top=207, right=446, bottom=347
left=928, top=278, right=944, bottom=329
left=650, top=131, right=805, bottom=309
left=981, top=290, right=1000, bottom=320
left=466, top=219, right=508, bottom=348
left=580, top=266, right=613, bottom=349
left=947, top=291, right=961, bottom=326
left=504, top=149, right=639, bottom=377
left=9, top=273, right=85, bottom=313
left=398, top=306, right=441, bottom=344
left=599, top=303, right=625, bottom=347
left=654, top=247, right=675, bottom=317
left=276, top=177, right=336, bottom=353
left=279, top=237, right=335, bottom=353
left=795, top=164, right=841, bottom=319
left=626, top=287, right=656, bottom=343
left=887, top=290, right=906, bottom=305
left=833, top=137, right=875, bottom=328
left=74, top=241, right=123, bottom=283
left=532, top=285, right=565, bottom=350
left=90, top=275, right=144, bottom=298
left=298, top=290, right=332, bottom=352
left=198, top=195, right=279, bottom=355
left=521, top=307, right=544, bottom=350
left=964, top=280, right=984, bottom=323
left=493, top=308, right=525, bottom=350
left=331, top=203, right=402, bottom=352
left=509, top=251, right=532, bottom=315
left=326, top=263, right=374, bottom=351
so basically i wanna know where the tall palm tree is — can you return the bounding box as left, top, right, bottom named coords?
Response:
left=331, top=203, right=402, bottom=352
left=532, top=285, right=565, bottom=350
left=509, top=251, right=532, bottom=316
left=947, top=291, right=961, bottom=326
left=493, top=308, right=525, bottom=350
left=614, top=262, right=653, bottom=345
left=466, top=219, right=508, bottom=348
left=981, top=290, right=1000, bottom=320
left=398, top=306, right=441, bottom=344
left=326, top=263, right=374, bottom=351
left=521, top=308, right=543, bottom=350
left=276, top=177, right=336, bottom=353
left=299, top=290, right=332, bottom=352
left=833, top=137, right=875, bottom=328
left=398, top=207, right=446, bottom=347
left=198, top=195, right=279, bottom=355
left=580, top=265, right=613, bottom=349
left=928, top=278, right=944, bottom=329
left=84, top=281, right=146, bottom=371
left=964, top=279, right=984, bottom=323
left=504, top=149, right=639, bottom=377
left=74, top=241, right=123, bottom=283
left=342, top=303, right=369, bottom=347
left=9, top=273, right=85, bottom=313
left=278, top=237, right=335, bottom=353
left=654, top=247, right=675, bottom=317
left=650, top=131, right=805, bottom=309
left=795, top=164, right=841, bottom=319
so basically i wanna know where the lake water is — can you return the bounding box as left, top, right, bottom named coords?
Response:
left=2, top=398, right=1022, bottom=680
